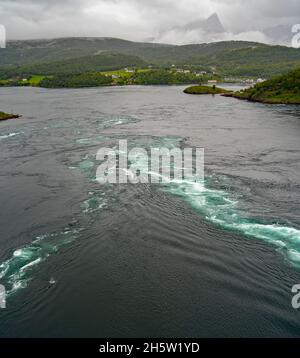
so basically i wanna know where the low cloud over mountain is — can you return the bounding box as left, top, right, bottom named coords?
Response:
left=154, top=13, right=271, bottom=45
left=0, top=0, right=298, bottom=45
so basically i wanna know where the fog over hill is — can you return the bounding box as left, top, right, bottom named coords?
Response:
left=154, top=12, right=298, bottom=45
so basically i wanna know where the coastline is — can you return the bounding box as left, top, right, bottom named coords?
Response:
left=221, top=92, right=300, bottom=105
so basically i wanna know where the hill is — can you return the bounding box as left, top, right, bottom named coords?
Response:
left=0, top=37, right=300, bottom=78
left=0, top=38, right=170, bottom=66
left=0, top=52, right=147, bottom=78
left=0, top=38, right=259, bottom=68
left=205, top=45, right=300, bottom=77
left=229, top=68, right=300, bottom=104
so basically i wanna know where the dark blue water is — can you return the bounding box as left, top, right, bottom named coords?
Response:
left=0, top=85, right=300, bottom=337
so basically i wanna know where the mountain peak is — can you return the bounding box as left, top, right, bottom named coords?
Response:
left=180, top=13, right=225, bottom=34
left=202, top=13, right=225, bottom=33
left=208, top=12, right=219, bottom=20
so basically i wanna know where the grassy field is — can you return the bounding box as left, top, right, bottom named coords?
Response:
left=27, top=75, right=48, bottom=85
left=100, top=68, right=151, bottom=78
left=0, top=75, right=49, bottom=86
left=0, top=79, right=10, bottom=85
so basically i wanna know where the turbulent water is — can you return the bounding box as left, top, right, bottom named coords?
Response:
left=0, top=85, right=300, bottom=337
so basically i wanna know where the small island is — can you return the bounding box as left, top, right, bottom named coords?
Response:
left=184, top=85, right=230, bottom=95
left=0, top=111, right=20, bottom=121
left=225, top=68, right=300, bottom=105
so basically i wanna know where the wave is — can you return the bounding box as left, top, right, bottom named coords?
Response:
left=0, top=228, right=83, bottom=296
left=163, top=179, right=300, bottom=268
left=125, top=135, right=300, bottom=269
left=0, top=132, right=19, bottom=140
left=0, top=115, right=134, bottom=297
left=81, top=192, right=108, bottom=213
left=97, top=115, right=139, bottom=129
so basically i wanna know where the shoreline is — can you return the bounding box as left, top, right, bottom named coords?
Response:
left=221, top=92, right=300, bottom=105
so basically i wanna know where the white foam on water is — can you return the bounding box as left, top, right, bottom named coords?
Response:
left=0, top=132, right=19, bottom=140
left=98, top=115, right=138, bottom=129
left=0, top=228, right=82, bottom=296
left=76, top=136, right=106, bottom=145
left=19, top=258, right=42, bottom=273
left=49, top=277, right=56, bottom=285
left=162, top=176, right=300, bottom=268
left=116, top=135, right=300, bottom=268
left=81, top=196, right=108, bottom=213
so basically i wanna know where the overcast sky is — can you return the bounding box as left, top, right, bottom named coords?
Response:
left=0, top=0, right=299, bottom=44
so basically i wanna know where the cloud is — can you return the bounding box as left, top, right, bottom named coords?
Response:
left=0, top=0, right=298, bottom=44
left=155, top=29, right=272, bottom=46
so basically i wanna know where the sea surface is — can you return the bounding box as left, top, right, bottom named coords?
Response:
left=0, top=85, right=300, bottom=337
